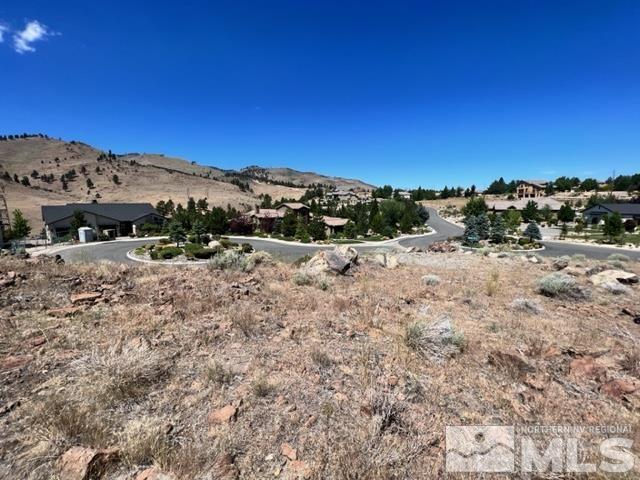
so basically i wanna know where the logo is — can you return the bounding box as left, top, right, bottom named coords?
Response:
left=446, top=426, right=515, bottom=472
left=446, top=425, right=635, bottom=473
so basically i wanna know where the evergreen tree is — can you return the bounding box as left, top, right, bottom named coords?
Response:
left=343, top=221, right=358, bottom=239
left=191, top=220, right=206, bottom=243
left=168, top=221, right=187, bottom=247
left=463, top=216, right=480, bottom=246
left=524, top=222, right=542, bottom=241
left=308, top=216, right=327, bottom=241
left=521, top=200, right=539, bottom=222
left=399, top=210, right=414, bottom=233
left=461, top=197, right=488, bottom=217
left=602, top=212, right=623, bottom=240
left=369, top=213, right=385, bottom=234
left=280, top=211, right=298, bottom=237
left=11, top=209, right=31, bottom=239
left=476, top=213, right=490, bottom=240
left=490, top=215, right=506, bottom=243
left=558, top=203, right=575, bottom=223
left=86, top=178, right=94, bottom=189
left=70, top=211, right=87, bottom=239
left=295, top=220, right=310, bottom=243
left=112, top=174, right=120, bottom=184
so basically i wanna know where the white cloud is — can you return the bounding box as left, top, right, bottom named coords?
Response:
left=13, top=20, right=51, bottom=53
left=0, top=25, right=8, bottom=43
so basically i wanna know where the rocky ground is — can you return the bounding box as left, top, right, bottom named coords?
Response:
left=0, top=248, right=639, bottom=479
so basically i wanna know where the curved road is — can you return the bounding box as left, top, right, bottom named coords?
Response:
left=57, top=208, right=639, bottom=263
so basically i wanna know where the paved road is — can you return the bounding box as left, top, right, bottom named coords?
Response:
left=57, top=207, right=639, bottom=263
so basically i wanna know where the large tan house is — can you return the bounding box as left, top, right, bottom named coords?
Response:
left=516, top=180, right=548, bottom=198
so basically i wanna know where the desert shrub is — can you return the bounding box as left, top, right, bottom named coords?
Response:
left=118, top=417, right=172, bottom=467
left=511, top=297, right=543, bottom=315
left=247, top=251, right=272, bottom=266
left=208, top=250, right=249, bottom=271
left=206, top=361, right=235, bottom=386
left=485, top=270, right=500, bottom=296
left=292, top=271, right=313, bottom=286
left=150, top=250, right=159, bottom=260
left=241, top=243, right=254, bottom=253
left=571, top=253, right=586, bottom=264
left=421, top=274, right=440, bottom=286
left=73, top=344, right=167, bottom=405
left=157, top=246, right=183, bottom=260
left=517, top=237, right=531, bottom=246
left=404, top=316, right=464, bottom=360
left=537, top=273, right=590, bottom=299
left=608, top=260, right=625, bottom=269
left=365, top=389, right=405, bottom=433
left=607, top=253, right=630, bottom=262
left=311, top=348, right=333, bottom=369
left=252, top=377, right=276, bottom=397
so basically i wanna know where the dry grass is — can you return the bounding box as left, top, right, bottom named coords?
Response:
left=1, top=252, right=639, bottom=479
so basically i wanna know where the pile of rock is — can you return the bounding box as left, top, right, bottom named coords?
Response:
left=427, top=241, right=457, bottom=253
left=303, top=246, right=359, bottom=276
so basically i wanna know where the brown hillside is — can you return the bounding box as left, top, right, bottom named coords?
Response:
left=0, top=137, right=307, bottom=229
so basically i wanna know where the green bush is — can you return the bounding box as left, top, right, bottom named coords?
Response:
left=157, top=246, right=183, bottom=259
left=241, top=243, right=254, bottom=253
left=158, top=238, right=171, bottom=245
left=219, top=239, right=238, bottom=249
left=194, top=248, right=219, bottom=259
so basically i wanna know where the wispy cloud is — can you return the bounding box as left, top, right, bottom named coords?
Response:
left=0, top=24, right=8, bottom=43
left=13, top=20, right=53, bottom=54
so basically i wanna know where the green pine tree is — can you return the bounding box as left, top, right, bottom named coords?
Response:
left=11, top=209, right=31, bottom=239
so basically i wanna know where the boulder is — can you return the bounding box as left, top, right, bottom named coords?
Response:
left=70, top=292, right=102, bottom=304
left=428, top=241, right=457, bottom=253
left=56, top=446, right=119, bottom=480
left=135, top=467, right=177, bottom=480
left=304, top=247, right=358, bottom=276
left=601, top=379, right=639, bottom=399
left=208, top=240, right=221, bottom=249
left=552, top=257, right=570, bottom=270
left=208, top=404, right=237, bottom=424
left=590, top=269, right=638, bottom=286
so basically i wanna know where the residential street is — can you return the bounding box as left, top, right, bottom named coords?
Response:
left=56, top=207, right=640, bottom=264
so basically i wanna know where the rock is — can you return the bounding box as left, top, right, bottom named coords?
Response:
left=428, top=241, right=457, bottom=253
left=208, top=240, right=221, bottom=249
left=304, top=247, right=358, bottom=276
left=212, top=453, right=238, bottom=480
left=385, top=254, right=399, bottom=269
left=488, top=349, right=535, bottom=376
left=528, top=256, right=539, bottom=263
left=553, top=257, right=570, bottom=270
left=286, top=460, right=312, bottom=479
left=208, top=404, right=237, bottom=424
left=1, top=355, right=32, bottom=371
left=601, top=379, right=639, bottom=398
left=590, top=270, right=638, bottom=286
left=281, top=442, right=297, bottom=461
left=601, top=281, right=632, bottom=295
left=569, top=356, right=607, bottom=382
left=387, top=375, right=399, bottom=386
left=70, top=292, right=102, bottom=304
left=30, top=335, right=47, bottom=347
left=57, top=446, right=119, bottom=480
left=49, top=306, right=85, bottom=317
left=135, top=467, right=177, bottom=480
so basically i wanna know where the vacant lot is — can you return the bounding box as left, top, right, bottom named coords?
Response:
left=1, top=251, right=639, bottom=479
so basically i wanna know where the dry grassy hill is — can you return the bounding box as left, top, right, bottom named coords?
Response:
left=0, top=136, right=372, bottom=230
left=1, top=250, right=639, bottom=478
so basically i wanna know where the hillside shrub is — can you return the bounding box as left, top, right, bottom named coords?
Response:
left=241, top=243, right=254, bottom=253
left=537, top=273, right=590, bottom=299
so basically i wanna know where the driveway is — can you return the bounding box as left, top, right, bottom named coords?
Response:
left=55, top=207, right=639, bottom=263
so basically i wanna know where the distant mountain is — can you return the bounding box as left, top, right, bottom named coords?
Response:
left=0, top=135, right=374, bottom=227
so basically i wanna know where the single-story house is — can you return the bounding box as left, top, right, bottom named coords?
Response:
left=246, top=207, right=284, bottom=232
left=276, top=202, right=310, bottom=222
left=516, top=180, right=549, bottom=198
left=321, top=215, right=349, bottom=236
left=487, top=198, right=563, bottom=213
left=326, top=190, right=360, bottom=205
left=42, top=202, right=164, bottom=241
left=582, top=203, right=640, bottom=225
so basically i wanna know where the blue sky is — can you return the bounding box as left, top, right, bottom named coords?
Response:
left=1, top=1, right=639, bottom=189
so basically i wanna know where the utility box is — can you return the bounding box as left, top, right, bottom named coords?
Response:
left=78, top=227, right=94, bottom=243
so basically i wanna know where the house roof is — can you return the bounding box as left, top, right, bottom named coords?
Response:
left=42, top=203, right=161, bottom=224
left=247, top=208, right=284, bottom=219
left=487, top=198, right=563, bottom=211
left=519, top=180, right=549, bottom=188
left=583, top=203, right=640, bottom=216
left=277, top=202, right=309, bottom=211
left=321, top=216, right=350, bottom=227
